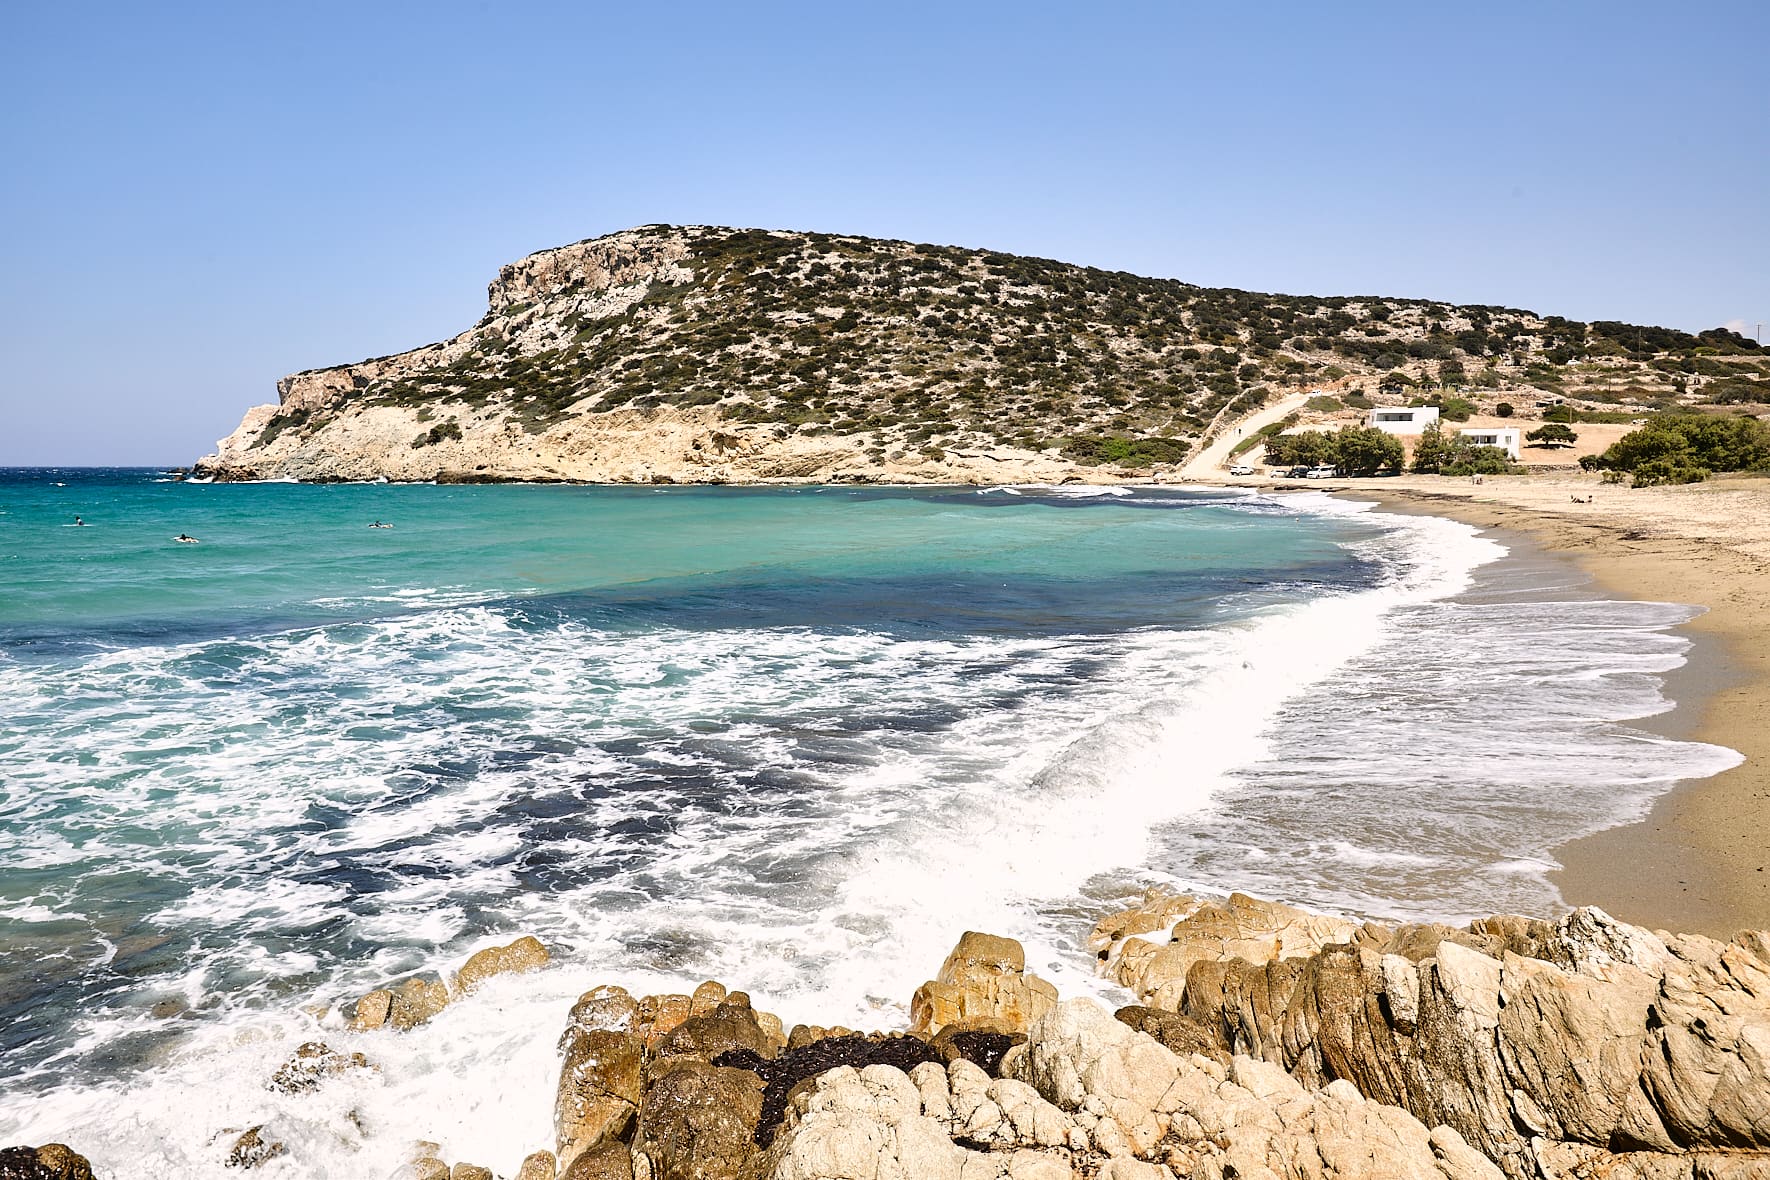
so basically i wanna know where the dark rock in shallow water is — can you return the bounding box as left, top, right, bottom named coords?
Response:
left=0, top=1149, right=53, bottom=1180
left=0, top=1146, right=92, bottom=1180
left=225, top=1126, right=284, bottom=1169
left=715, top=1032, right=945, bottom=1147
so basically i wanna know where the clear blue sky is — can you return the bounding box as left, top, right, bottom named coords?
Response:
left=3, top=1, right=1765, bottom=464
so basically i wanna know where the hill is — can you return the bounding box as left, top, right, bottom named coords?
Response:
left=194, top=225, right=1768, bottom=483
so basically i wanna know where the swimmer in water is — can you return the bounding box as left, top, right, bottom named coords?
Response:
left=74, top=516, right=84, bottom=526
left=369, top=521, right=392, bottom=528
left=174, top=533, right=199, bottom=544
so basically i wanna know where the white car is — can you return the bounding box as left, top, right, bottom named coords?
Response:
left=1302, top=465, right=1339, bottom=479
left=1228, top=465, right=1256, bottom=476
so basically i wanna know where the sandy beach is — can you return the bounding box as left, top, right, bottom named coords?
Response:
left=1321, top=471, right=1770, bottom=938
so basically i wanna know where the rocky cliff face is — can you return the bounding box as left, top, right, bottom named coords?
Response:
left=194, top=224, right=1739, bottom=484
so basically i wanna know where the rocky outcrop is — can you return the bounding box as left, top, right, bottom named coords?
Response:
left=127, top=904, right=1770, bottom=1180
left=1092, top=892, right=1770, bottom=1179
left=350, top=934, right=551, bottom=1031
left=911, top=931, right=1060, bottom=1036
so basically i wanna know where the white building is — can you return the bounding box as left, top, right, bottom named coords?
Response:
left=1458, top=426, right=1522, bottom=459
left=1368, top=406, right=1439, bottom=434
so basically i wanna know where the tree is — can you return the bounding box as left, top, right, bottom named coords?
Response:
left=1526, top=423, right=1579, bottom=446
left=1411, top=422, right=1455, bottom=473
left=1330, top=425, right=1405, bottom=476
left=1494, top=402, right=1514, bottom=417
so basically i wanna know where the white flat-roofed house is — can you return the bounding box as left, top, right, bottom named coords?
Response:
left=1458, top=426, right=1521, bottom=459
left=1368, top=406, right=1440, bottom=434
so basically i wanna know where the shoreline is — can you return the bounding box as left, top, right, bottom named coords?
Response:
left=1332, top=472, right=1770, bottom=939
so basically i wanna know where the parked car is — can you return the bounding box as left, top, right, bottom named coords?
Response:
left=1284, top=466, right=1311, bottom=478
left=1228, top=464, right=1256, bottom=476
left=1303, top=465, right=1339, bottom=479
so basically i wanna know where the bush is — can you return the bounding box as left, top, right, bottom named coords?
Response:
left=1631, top=459, right=1709, bottom=487
left=1443, top=446, right=1519, bottom=476
left=1593, top=413, right=1770, bottom=483
left=1495, top=402, right=1514, bottom=417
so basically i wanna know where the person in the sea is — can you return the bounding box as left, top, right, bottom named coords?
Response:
left=73, top=515, right=84, bottom=526
left=174, top=533, right=199, bottom=544
left=369, top=521, right=392, bottom=528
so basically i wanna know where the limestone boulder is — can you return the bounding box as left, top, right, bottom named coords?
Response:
left=910, top=932, right=1059, bottom=1036
left=269, top=1040, right=371, bottom=1093
left=1158, top=902, right=1770, bottom=1179
left=455, top=935, right=550, bottom=995
left=515, top=1150, right=558, bottom=1180
left=1009, top=997, right=1502, bottom=1179
left=351, top=974, right=451, bottom=1031
left=651, top=997, right=777, bottom=1076
left=760, top=1063, right=1072, bottom=1180
left=559, top=1142, right=633, bottom=1180
left=555, top=1025, right=645, bottom=1168
left=1103, top=892, right=1365, bottom=1010
left=634, top=1060, right=766, bottom=1180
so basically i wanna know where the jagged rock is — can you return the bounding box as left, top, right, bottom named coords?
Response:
left=456, top=935, right=551, bottom=994
left=712, top=1032, right=944, bottom=1146
left=1101, top=892, right=1366, bottom=1010
left=690, top=981, right=728, bottom=1015
left=224, top=1126, right=285, bottom=1169
left=268, top=1040, right=371, bottom=1093
left=0, top=1146, right=94, bottom=1180
left=1087, top=887, right=1201, bottom=959
left=651, top=997, right=777, bottom=1076
left=351, top=975, right=451, bottom=1031
left=910, top=932, right=1059, bottom=1036
left=401, top=1160, right=449, bottom=1180
left=1148, top=904, right=1770, bottom=1179
left=760, top=1063, right=1069, bottom=1180
left=451, top=1165, right=493, bottom=1180
left=556, top=1024, right=644, bottom=1166
left=559, top=1142, right=634, bottom=1180
left=634, top=1060, right=765, bottom=1180
left=1113, top=1006, right=1229, bottom=1063
left=636, top=992, right=695, bottom=1050
left=515, top=1150, right=559, bottom=1180
left=1008, top=997, right=1503, bottom=1179
left=928, top=1022, right=1024, bottom=1074
left=23, top=1147, right=91, bottom=1180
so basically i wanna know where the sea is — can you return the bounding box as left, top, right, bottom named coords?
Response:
left=0, top=467, right=1742, bottom=1177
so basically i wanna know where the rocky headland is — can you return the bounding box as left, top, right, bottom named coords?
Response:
left=17, top=893, right=1770, bottom=1179
left=191, top=225, right=1761, bottom=485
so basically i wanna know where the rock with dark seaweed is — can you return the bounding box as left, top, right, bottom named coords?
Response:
left=0, top=1146, right=93, bottom=1180
left=714, top=1032, right=946, bottom=1147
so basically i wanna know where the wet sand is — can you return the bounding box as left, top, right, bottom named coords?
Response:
left=1330, top=472, right=1770, bottom=939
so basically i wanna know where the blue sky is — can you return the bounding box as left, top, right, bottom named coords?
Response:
left=2, top=1, right=1765, bottom=464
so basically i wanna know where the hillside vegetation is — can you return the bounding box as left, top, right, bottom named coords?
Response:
left=221, top=224, right=1769, bottom=477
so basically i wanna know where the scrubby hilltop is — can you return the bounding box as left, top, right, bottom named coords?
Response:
left=195, top=224, right=1767, bottom=483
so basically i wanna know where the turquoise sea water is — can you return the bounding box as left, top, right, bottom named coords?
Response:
left=0, top=468, right=1742, bottom=1176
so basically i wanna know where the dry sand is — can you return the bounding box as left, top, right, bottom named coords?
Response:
left=1317, top=471, right=1770, bottom=938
